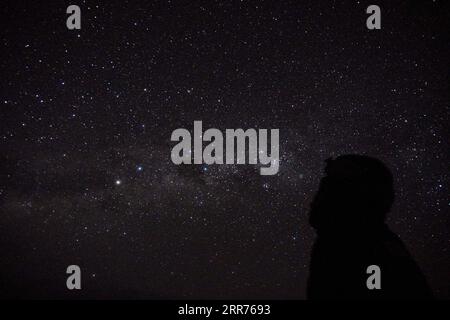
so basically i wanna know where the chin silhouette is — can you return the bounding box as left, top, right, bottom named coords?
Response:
left=307, top=155, right=432, bottom=300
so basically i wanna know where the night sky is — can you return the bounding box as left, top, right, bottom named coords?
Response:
left=1, top=1, right=449, bottom=299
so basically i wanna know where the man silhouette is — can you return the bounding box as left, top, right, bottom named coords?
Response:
left=307, top=155, right=432, bottom=299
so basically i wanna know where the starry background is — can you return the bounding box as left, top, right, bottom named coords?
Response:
left=0, top=0, right=449, bottom=299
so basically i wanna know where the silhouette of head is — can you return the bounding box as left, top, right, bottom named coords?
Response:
left=309, top=155, right=394, bottom=235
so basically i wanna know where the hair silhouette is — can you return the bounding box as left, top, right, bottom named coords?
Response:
left=307, top=155, right=432, bottom=300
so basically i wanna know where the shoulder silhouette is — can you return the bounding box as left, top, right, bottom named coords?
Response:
left=307, top=154, right=432, bottom=300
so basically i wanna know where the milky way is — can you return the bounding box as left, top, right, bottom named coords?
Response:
left=0, top=1, right=449, bottom=298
